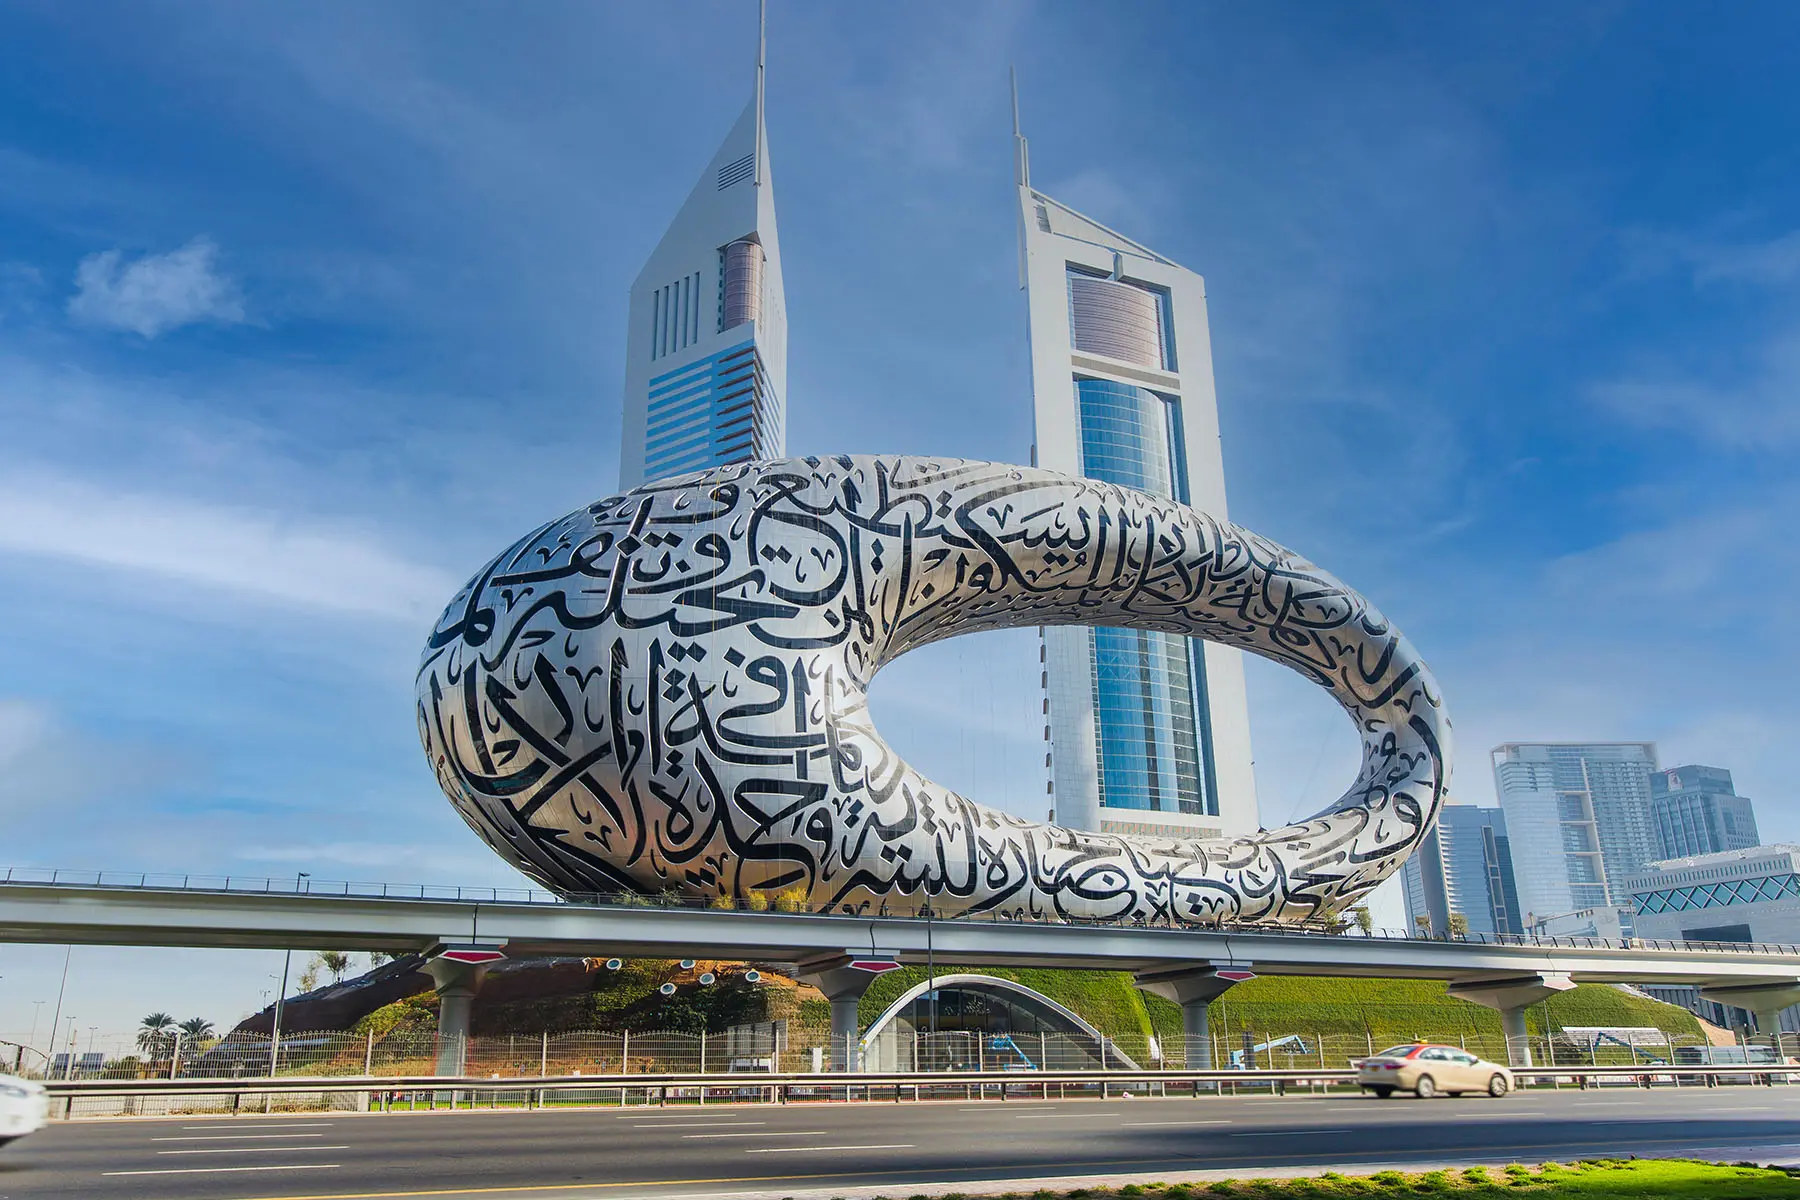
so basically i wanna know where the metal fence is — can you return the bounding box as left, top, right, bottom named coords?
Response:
left=41, top=1059, right=1800, bottom=1121
left=19, top=1023, right=1791, bottom=1092
left=7, top=866, right=1800, bottom=955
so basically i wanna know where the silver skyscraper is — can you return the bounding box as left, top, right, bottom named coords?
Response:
left=1013, top=86, right=1258, bottom=840
left=618, top=10, right=786, bottom=488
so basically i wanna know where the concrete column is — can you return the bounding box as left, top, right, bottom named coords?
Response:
left=423, top=957, right=489, bottom=1077
left=1134, top=963, right=1254, bottom=1070
left=796, top=954, right=890, bottom=1072
left=1499, top=1005, right=1531, bottom=1067
left=1446, top=972, right=1575, bottom=1068
left=1699, top=982, right=1800, bottom=1050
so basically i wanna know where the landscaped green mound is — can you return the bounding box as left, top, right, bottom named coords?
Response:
left=856, top=966, right=1705, bottom=1062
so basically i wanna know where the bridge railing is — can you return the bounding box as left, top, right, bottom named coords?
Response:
left=5, top=866, right=1800, bottom=957
left=35, top=1061, right=1800, bottom=1120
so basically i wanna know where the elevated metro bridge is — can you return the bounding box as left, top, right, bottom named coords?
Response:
left=5, top=869, right=1798, bottom=1072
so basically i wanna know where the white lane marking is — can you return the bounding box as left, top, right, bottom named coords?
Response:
left=682, top=1131, right=829, bottom=1139
left=1121, top=1120, right=1232, bottom=1127
left=957, top=1104, right=1061, bottom=1110
left=745, top=1144, right=915, bottom=1153
left=159, top=1146, right=349, bottom=1156
left=104, top=1165, right=341, bottom=1177
left=154, top=1134, right=328, bottom=1142
left=631, top=1121, right=764, bottom=1129
left=178, top=1123, right=332, bottom=1130
left=1231, top=1129, right=1354, bottom=1137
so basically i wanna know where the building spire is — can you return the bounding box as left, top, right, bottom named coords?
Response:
left=1010, top=65, right=1030, bottom=188
left=755, top=0, right=767, bottom=186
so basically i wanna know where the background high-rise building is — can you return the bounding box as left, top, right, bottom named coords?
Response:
left=617, top=36, right=786, bottom=489
left=1652, top=764, right=1760, bottom=859
left=1400, top=804, right=1523, bottom=936
left=1491, top=742, right=1659, bottom=921
left=1627, top=844, right=1800, bottom=947
left=1014, top=99, right=1257, bottom=840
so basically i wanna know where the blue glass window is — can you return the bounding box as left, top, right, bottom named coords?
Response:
left=1075, top=378, right=1212, bottom=817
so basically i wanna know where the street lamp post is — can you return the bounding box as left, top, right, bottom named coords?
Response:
left=267, top=872, right=309, bottom=1078
left=45, top=946, right=71, bottom=1083
left=27, top=999, right=45, bottom=1066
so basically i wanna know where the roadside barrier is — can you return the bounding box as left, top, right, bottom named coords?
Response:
left=38, top=1062, right=1798, bottom=1119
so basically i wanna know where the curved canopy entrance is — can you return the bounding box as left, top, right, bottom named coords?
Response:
left=861, top=973, right=1140, bottom=1072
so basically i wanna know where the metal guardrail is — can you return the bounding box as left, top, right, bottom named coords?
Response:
left=39, top=1063, right=1800, bottom=1115
left=7, top=866, right=1800, bottom=957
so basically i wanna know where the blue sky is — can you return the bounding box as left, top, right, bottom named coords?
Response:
left=2, top=1, right=1799, bottom=1045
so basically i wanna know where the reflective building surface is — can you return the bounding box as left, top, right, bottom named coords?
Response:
left=1401, top=804, right=1523, bottom=936
left=1652, top=764, right=1761, bottom=860
left=417, top=456, right=1451, bottom=926
left=1628, top=845, right=1800, bottom=950
left=1491, top=741, right=1660, bottom=922
left=1016, top=111, right=1257, bottom=841
left=617, top=49, right=786, bottom=489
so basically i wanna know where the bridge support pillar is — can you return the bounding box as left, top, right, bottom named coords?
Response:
left=796, top=955, right=888, bottom=1072
left=1446, top=973, right=1574, bottom=1067
left=1698, top=981, right=1800, bottom=1046
left=1134, top=963, right=1255, bottom=1070
left=422, top=952, right=498, bottom=1077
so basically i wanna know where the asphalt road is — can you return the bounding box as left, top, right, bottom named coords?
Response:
left=2, top=1087, right=1798, bottom=1200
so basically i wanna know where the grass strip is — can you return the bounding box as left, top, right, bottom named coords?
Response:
left=860, top=1158, right=1800, bottom=1199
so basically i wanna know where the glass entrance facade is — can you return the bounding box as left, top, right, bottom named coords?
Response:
left=1076, top=377, right=1215, bottom=817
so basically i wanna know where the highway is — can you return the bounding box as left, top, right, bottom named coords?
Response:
left=2, top=1089, right=1797, bottom=1200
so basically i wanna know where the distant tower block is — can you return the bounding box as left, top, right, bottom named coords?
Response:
left=1013, top=77, right=1258, bottom=841
left=618, top=4, right=786, bottom=488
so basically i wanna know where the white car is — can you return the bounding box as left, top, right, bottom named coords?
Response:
left=0, top=1074, right=49, bottom=1146
left=1355, top=1043, right=1515, bottom=1099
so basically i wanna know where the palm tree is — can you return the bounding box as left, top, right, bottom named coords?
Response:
left=136, top=1013, right=175, bottom=1058
left=178, top=1017, right=215, bottom=1041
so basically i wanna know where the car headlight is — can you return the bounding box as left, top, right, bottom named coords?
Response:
left=0, top=1084, right=30, bottom=1099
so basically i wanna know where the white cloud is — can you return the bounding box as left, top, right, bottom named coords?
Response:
left=1041, top=168, right=1165, bottom=244
left=1691, top=230, right=1800, bottom=286
left=1624, top=225, right=1800, bottom=289
left=0, top=472, right=456, bottom=622
left=1589, top=325, right=1800, bottom=449
left=0, top=698, right=53, bottom=768
left=0, top=698, right=189, bottom=823
left=68, top=237, right=246, bottom=338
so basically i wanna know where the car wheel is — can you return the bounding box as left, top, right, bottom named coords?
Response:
left=1414, top=1074, right=1436, bottom=1099
left=1488, top=1073, right=1509, bottom=1097
left=1371, top=1086, right=1394, bottom=1099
